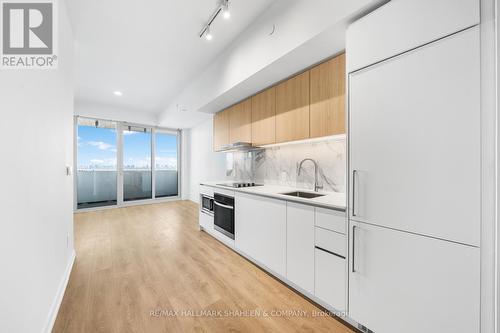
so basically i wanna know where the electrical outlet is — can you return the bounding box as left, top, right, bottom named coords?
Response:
left=280, top=171, right=287, bottom=183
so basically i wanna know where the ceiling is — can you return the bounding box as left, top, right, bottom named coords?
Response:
left=67, top=0, right=276, bottom=117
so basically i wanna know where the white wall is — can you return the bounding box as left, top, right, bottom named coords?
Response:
left=186, top=118, right=227, bottom=202
left=75, top=99, right=159, bottom=125
left=0, top=2, right=75, bottom=333
left=496, top=1, right=500, bottom=331
left=180, top=129, right=191, bottom=200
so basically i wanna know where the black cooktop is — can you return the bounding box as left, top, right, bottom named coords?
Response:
left=216, top=182, right=263, bottom=188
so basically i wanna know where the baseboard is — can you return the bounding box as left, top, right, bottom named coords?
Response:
left=43, top=249, right=76, bottom=333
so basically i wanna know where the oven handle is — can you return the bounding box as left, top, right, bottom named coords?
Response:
left=214, top=201, right=234, bottom=210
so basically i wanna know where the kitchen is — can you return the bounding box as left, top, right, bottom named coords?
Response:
left=195, top=0, right=490, bottom=332
left=1, top=0, right=498, bottom=332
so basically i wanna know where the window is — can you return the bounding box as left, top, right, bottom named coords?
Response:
left=75, top=117, right=181, bottom=210
left=76, top=118, right=117, bottom=209
left=155, top=131, right=178, bottom=197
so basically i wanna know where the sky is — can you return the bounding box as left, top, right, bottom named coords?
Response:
left=77, top=125, right=177, bottom=170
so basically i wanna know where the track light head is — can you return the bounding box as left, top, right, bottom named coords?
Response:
left=222, top=0, right=230, bottom=19
left=204, top=26, right=213, bottom=40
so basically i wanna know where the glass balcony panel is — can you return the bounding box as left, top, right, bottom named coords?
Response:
left=155, top=132, right=178, bottom=198
left=123, top=126, right=152, bottom=201
left=76, top=119, right=117, bottom=209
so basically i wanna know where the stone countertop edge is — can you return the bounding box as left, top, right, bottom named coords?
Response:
left=200, top=182, right=346, bottom=212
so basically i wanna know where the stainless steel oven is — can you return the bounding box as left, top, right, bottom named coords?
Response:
left=200, top=194, right=214, bottom=215
left=213, top=193, right=234, bottom=239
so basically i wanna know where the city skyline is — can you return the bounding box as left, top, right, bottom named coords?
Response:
left=78, top=125, right=178, bottom=170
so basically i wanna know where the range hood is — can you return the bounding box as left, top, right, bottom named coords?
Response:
left=220, top=142, right=262, bottom=152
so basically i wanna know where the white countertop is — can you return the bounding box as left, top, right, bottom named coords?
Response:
left=200, top=181, right=346, bottom=211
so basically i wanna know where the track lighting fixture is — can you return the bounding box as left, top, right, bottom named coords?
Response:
left=199, top=0, right=230, bottom=40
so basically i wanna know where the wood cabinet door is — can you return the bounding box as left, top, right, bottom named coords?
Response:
left=275, top=71, right=310, bottom=143
left=310, top=53, right=345, bottom=138
left=213, top=109, right=230, bottom=151
left=251, top=87, right=276, bottom=145
left=229, top=99, right=252, bottom=144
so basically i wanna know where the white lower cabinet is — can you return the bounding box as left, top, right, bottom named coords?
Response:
left=349, top=221, right=480, bottom=333
left=286, top=202, right=315, bottom=294
left=232, top=192, right=348, bottom=316
left=315, top=248, right=346, bottom=312
left=234, top=193, right=287, bottom=276
left=199, top=211, right=213, bottom=232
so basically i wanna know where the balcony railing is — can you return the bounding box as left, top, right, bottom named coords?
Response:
left=77, top=169, right=178, bottom=208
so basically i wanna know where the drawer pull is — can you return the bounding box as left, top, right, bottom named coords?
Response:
left=315, top=246, right=345, bottom=259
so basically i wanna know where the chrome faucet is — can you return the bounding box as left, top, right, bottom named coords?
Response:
left=297, top=158, right=323, bottom=192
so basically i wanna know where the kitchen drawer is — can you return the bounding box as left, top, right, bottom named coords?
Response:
left=315, top=207, right=346, bottom=234
left=199, top=185, right=214, bottom=197
left=315, top=247, right=346, bottom=311
left=315, top=227, right=346, bottom=258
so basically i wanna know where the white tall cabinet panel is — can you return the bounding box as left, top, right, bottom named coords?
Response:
left=346, top=0, right=479, bottom=72
left=349, top=26, right=480, bottom=246
left=234, top=193, right=287, bottom=276
left=286, top=202, right=315, bottom=294
left=349, top=221, right=480, bottom=333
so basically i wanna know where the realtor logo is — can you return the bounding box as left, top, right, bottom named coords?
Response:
left=1, top=0, right=57, bottom=69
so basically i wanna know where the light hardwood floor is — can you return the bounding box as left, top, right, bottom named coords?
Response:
left=53, top=201, right=356, bottom=333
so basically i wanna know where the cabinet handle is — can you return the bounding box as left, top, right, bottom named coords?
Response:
left=214, top=201, right=234, bottom=210
left=352, top=170, right=357, bottom=217
left=352, top=225, right=357, bottom=273
left=315, top=246, right=345, bottom=259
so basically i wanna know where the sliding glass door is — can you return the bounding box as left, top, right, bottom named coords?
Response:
left=155, top=131, right=179, bottom=198
left=76, top=118, right=118, bottom=209
left=123, top=125, right=152, bottom=201
left=75, top=117, right=181, bottom=210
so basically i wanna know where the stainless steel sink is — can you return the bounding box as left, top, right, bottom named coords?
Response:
left=281, top=191, right=325, bottom=199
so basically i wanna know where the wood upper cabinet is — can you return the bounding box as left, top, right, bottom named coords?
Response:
left=275, top=71, right=310, bottom=143
left=310, top=53, right=346, bottom=138
left=213, top=53, right=346, bottom=148
left=213, top=109, right=230, bottom=151
left=229, top=99, right=252, bottom=143
left=251, top=87, right=276, bottom=145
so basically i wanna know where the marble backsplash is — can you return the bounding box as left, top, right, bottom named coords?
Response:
left=226, top=137, right=346, bottom=193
